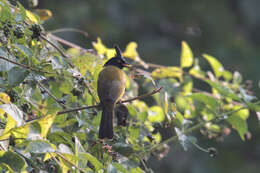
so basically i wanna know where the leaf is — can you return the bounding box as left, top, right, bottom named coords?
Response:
left=0, top=103, right=24, bottom=126
left=18, top=2, right=26, bottom=22
left=92, top=37, right=108, bottom=55
left=123, top=42, right=139, bottom=60
left=11, top=124, right=30, bottom=144
left=203, top=54, right=224, bottom=78
left=205, top=80, right=242, bottom=101
left=26, top=10, right=39, bottom=23
left=151, top=66, right=183, bottom=81
left=81, top=153, right=103, bottom=171
left=112, top=143, right=134, bottom=157
left=227, top=114, right=247, bottom=140
left=0, top=151, right=26, bottom=172
left=148, top=106, right=164, bottom=122
left=187, top=93, right=218, bottom=110
left=0, top=48, right=16, bottom=71
left=180, top=41, right=193, bottom=68
left=189, top=58, right=205, bottom=78
left=247, top=102, right=260, bottom=112
left=37, top=113, right=56, bottom=138
left=25, top=140, right=55, bottom=153
left=0, top=92, right=10, bottom=104
left=13, top=44, right=33, bottom=58
left=0, top=115, right=16, bottom=140
left=113, top=163, right=128, bottom=173
left=8, top=67, right=28, bottom=86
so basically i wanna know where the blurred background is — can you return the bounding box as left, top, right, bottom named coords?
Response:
left=25, top=0, right=260, bottom=172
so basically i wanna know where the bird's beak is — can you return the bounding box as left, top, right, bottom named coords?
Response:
left=122, top=62, right=131, bottom=68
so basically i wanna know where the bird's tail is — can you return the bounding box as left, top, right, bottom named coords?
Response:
left=99, top=103, right=115, bottom=139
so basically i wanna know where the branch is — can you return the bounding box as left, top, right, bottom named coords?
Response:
left=40, top=35, right=75, bottom=68
left=49, top=28, right=88, bottom=37
left=48, top=34, right=89, bottom=52
left=37, top=81, right=67, bottom=109
left=0, top=56, right=55, bottom=74
left=145, top=105, right=251, bottom=154
left=57, top=87, right=163, bottom=115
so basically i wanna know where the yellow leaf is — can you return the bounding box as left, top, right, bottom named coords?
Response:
left=123, top=42, right=139, bottom=60
left=151, top=66, right=183, bottom=81
left=92, top=37, right=107, bottom=55
left=44, top=152, right=57, bottom=161
left=105, top=48, right=116, bottom=59
left=11, top=124, right=30, bottom=144
left=180, top=41, right=193, bottom=68
left=26, top=10, right=38, bottom=23
left=148, top=106, right=164, bottom=122
left=34, top=9, right=52, bottom=21
left=37, top=113, right=57, bottom=138
left=0, top=93, right=10, bottom=104
left=2, top=115, right=16, bottom=135
left=203, top=54, right=224, bottom=78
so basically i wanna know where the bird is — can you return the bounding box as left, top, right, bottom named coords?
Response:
left=97, top=45, right=131, bottom=139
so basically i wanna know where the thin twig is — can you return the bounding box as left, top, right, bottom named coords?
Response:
left=0, top=56, right=54, bottom=74
left=49, top=28, right=88, bottom=37
left=57, top=87, right=163, bottom=115
left=40, top=35, right=75, bottom=68
left=37, top=81, right=67, bottom=109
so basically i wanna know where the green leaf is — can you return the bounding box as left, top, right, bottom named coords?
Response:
left=112, top=143, right=134, bottom=157
left=18, top=2, right=26, bottom=22
left=113, top=163, right=128, bottom=173
left=81, top=153, right=103, bottom=171
left=247, top=102, right=260, bottom=112
left=203, top=54, right=224, bottom=78
left=188, top=58, right=205, bottom=78
left=0, top=1, right=12, bottom=21
left=205, top=80, right=242, bottom=101
left=187, top=93, right=218, bottom=110
left=0, top=48, right=16, bottom=71
left=180, top=41, right=193, bottom=68
left=7, top=67, right=28, bottom=86
left=13, top=44, right=32, bottom=58
left=0, top=151, right=26, bottom=172
left=227, top=114, right=248, bottom=140
left=25, top=140, right=55, bottom=153
left=148, top=106, right=164, bottom=122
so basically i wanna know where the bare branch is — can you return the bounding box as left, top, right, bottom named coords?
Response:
left=48, top=28, right=88, bottom=37
left=57, top=87, right=163, bottom=115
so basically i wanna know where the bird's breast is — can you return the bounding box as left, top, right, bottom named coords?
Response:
left=97, top=66, right=127, bottom=103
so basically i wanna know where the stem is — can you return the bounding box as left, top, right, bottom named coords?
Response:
left=40, top=35, right=75, bottom=68
left=0, top=56, right=54, bottom=74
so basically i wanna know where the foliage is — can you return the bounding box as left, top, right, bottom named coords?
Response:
left=0, top=1, right=259, bottom=172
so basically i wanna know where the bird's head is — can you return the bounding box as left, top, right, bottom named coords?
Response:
left=104, top=45, right=131, bottom=69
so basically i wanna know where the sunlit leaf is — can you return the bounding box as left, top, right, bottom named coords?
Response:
left=123, top=42, right=139, bottom=60
left=205, top=80, right=241, bottom=101
left=148, top=106, right=164, bottom=122
left=203, top=54, right=224, bottom=78
left=81, top=153, right=103, bottom=171
left=37, top=113, right=56, bottom=138
left=113, top=163, right=128, bottom=173
left=0, top=92, right=10, bottom=104
left=182, top=76, right=193, bottom=96
left=187, top=93, right=218, bottom=110
left=92, top=37, right=107, bottom=55
left=151, top=66, right=183, bottom=81
left=180, top=41, right=193, bottom=68
left=11, top=124, right=30, bottom=143
left=227, top=114, right=247, bottom=141
left=26, top=10, right=38, bottom=23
